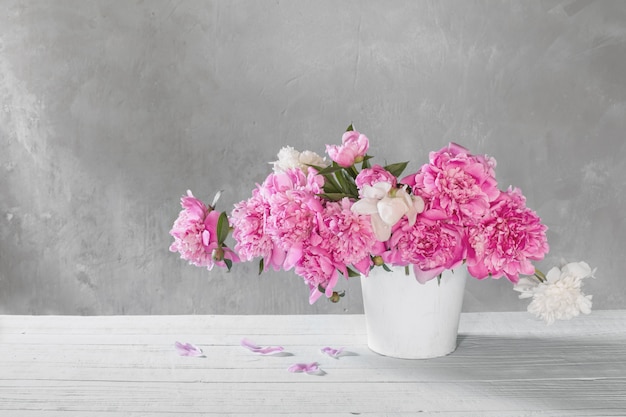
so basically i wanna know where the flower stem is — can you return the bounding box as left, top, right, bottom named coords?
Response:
left=534, top=268, right=547, bottom=283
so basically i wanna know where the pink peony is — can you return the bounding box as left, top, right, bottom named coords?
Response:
left=231, top=188, right=286, bottom=271
left=409, top=143, right=499, bottom=226
left=292, top=231, right=342, bottom=304
left=466, top=187, right=549, bottom=283
left=266, top=190, right=321, bottom=250
left=325, top=130, right=369, bottom=168
left=316, top=198, right=383, bottom=275
left=355, top=165, right=397, bottom=195
left=383, top=210, right=465, bottom=283
left=169, top=191, right=239, bottom=270
left=262, top=166, right=323, bottom=196
left=260, top=168, right=325, bottom=265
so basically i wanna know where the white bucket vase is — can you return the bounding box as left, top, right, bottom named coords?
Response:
left=361, top=265, right=467, bottom=359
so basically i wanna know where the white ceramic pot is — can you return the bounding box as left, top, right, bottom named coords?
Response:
left=361, top=265, right=467, bottom=359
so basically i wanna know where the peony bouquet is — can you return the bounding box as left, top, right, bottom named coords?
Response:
left=170, top=125, right=594, bottom=323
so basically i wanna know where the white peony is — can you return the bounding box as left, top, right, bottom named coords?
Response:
left=514, top=261, right=595, bottom=325
left=298, top=150, right=327, bottom=169
left=271, top=146, right=327, bottom=173
left=351, top=182, right=425, bottom=241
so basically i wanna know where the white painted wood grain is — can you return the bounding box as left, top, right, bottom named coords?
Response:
left=1, top=311, right=625, bottom=416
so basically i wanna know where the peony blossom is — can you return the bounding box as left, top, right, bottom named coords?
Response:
left=233, top=165, right=334, bottom=280
left=351, top=182, right=425, bottom=241
left=169, top=190, right=239, bottom=270
left=407, top=142, right=499, bottom=226
left=271, top=146, right=327, bottom=173
left=316, top=198, right=383, bottom=275
left=355, top=165, right=397, bottom=195
left=383, top=211, right=465, bottom=283
left=259, top=167, right=325, bottom=266
left=466, top=187, right=549, bottom=283
left=231, top=188, right=286, bottom=271
left=292, top=232, right=342, bottom=304
left=299, top=150, right=328, bottom=169
left=514, top=261, right=595, bottom=324
left=326, top=130, right=369, bottom=168
left=266, top=191, right=319, bottom=250
left=290, top=198, right=385, bottom=304
left=262, top=166, right=324, bottom=196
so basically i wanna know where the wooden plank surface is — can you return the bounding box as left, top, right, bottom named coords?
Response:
left=1, top=311, right=625, bottom=416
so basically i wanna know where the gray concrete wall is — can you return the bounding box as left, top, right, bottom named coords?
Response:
left=1, top=0, right=624, bottom=315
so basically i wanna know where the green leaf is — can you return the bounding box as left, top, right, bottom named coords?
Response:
left=305, top=163, right=327, bottom=172
left=318, top=192, right=352, bottom=201
left=384, top=161, right=409, bottom=178
left=322, top=180, right=341, bottom=194
left=347, top=165, right=359, bottom=180
left=334, top=169, right=350, bottom=193
left=333, top=171, right=357, bottom=199
left=224, top=258, right=233, bottom=272
left=340, top=170, right=359, bottom=197
left=346, top=267, right=361, bottom=278
left=361, top=155, right=372, bottom=169
left=216, top=212, right=230, bottom=245
left=317, top=165, right=346, bottom=176
left=382, top=264, right=392, bottom=272
left=258, top=259, right=264, bottom=275
left=346, top=124, right=354, bottom=132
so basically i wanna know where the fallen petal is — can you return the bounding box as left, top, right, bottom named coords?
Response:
left=321, top=346, right=345, bottom=358
left=174, top=341, right=204, bottom=357
left=288, top=362, right=321, bottom=374
left=240, top=338, right=285, bottom=355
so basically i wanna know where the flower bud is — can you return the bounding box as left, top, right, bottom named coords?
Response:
left=212, top=247, right=225, bottom=262
left=373, top=256, right=384, bottom=266
left=329, top=291, right=345, bottom=303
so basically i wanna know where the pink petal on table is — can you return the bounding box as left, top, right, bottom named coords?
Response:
left=240, top=338, right=284, bottom=355
left=321, top=346, right=345, bottom=358
left=174, top=341, right=204, bottom=357
left=287, top=362, right=321, bottom=374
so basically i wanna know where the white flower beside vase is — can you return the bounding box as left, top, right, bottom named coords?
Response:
left=361, top=265, right=467, bottom=359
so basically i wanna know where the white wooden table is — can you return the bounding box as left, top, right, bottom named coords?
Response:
left=1, top=311, right=625, bottom=416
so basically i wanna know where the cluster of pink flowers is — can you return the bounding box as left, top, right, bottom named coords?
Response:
left=170, top=127, right=550, bottom=304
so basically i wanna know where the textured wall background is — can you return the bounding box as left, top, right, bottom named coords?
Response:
left=1, top=0, right=624, bottom=315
